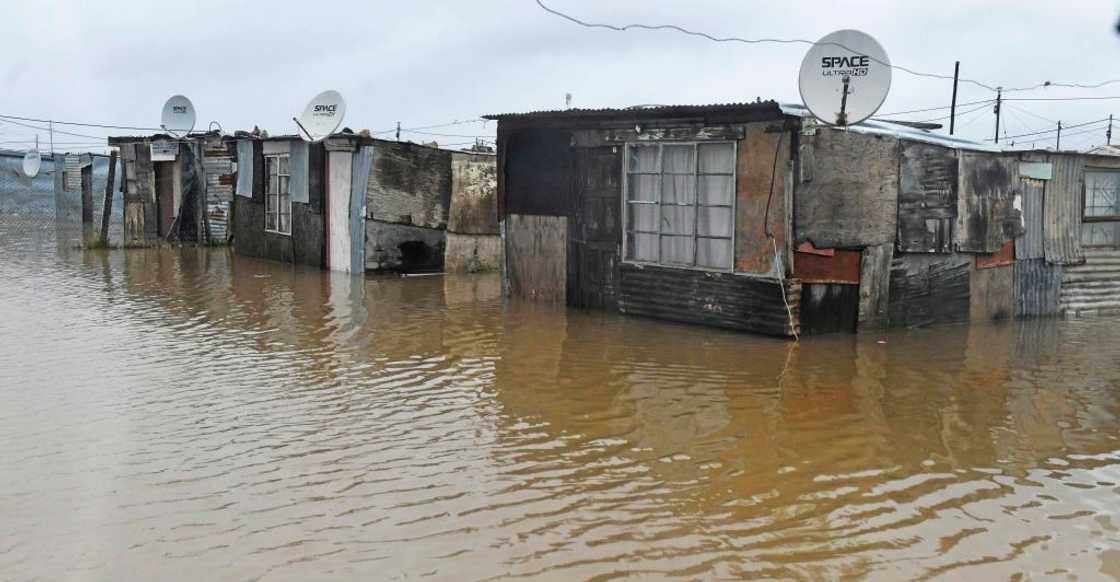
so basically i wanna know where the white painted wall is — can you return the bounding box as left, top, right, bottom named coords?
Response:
left=327, top=150, right=353, bottom=272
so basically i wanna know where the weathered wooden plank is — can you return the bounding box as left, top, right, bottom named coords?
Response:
left=99, top=150, right=117, bottom=243
left=570, top=146, right=622, bottom=309
left=857, top=243, right=893, bottom=330
left=897, top=142, right=957, bottom=253
left=572, top=124, right=746, bottom=148
left=736, top=123, right=790, bottom=275
left=795, top=128, right=899, bottom=248
left=956, top=153, right=1023, bottom=253
left=505, top=214, right=568, bottom=303
left=887, top=254, right=971, bottom=328
left=970, top=263, right=1013, bottom=321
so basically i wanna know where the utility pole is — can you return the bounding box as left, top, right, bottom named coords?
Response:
left=395, top=122, right=400, bottom=142
left=949, top=61, right=960, bottom=135
left=1056, top=121, right=1062, bottom=150
left=49, top=120, right=54, bottom=156
left=993, top=88, right=1002, bottom=143
left=1108, top=114, right=1113, bottom=145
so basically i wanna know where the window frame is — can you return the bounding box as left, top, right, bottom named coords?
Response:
left=1083, top=167, right=1120, bottom=223
left=264, top=153, right=292, bottom=236
left=621, top=140, right=738, bottom=272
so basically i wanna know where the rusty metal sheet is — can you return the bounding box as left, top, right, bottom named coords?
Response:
left=956, top=153, right=1023, bottom=252
left=887, top=254, right=971, bottom=328
left=794, top=247, right=861, bottom=284
left=1043, top=154, right=1085, bottom=264
left=976, top=240, right=1014, bottom=269
left=898, top=142, right=957, bottom=253
left=1016, top=177, right=1045, bottom=260
left=1014, top=258, right=1063, bottom=317
left=736, top=123, right=790, bottom=275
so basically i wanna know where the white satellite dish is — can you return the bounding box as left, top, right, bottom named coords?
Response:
left=295, top=90, right=346, bottom=142
left=22, top=151, right=41, bottom=178
left=160, top=95, right=196, bottom=137
left=798, top=30, right=892, bottom=126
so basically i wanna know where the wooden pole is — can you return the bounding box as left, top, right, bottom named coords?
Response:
left=81, top=160, right=94, bottom=244
left=949, top=61, right=960, bottom=135
left=99, top=150, right=117, bottom=244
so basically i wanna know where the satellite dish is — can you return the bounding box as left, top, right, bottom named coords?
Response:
left=295, top=90, right=346, bottom=142
left=22, top=151, right=41, bottom=178
left=798, top=30, right=892, bottom=126
left=160, top=95, right=196, bottom=137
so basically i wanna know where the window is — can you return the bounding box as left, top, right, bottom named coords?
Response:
left=624, top=142, right=735, bottom=270
left=1083, top=169, right=1120, bottom=247
left=265, top=154, right=291, bottom=235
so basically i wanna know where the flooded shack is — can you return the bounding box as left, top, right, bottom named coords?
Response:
left=487, top=101, right=1110, bottom=337
left=107, top=133, right=233, bottom=245
left=229, top=133, right=498, bottom=274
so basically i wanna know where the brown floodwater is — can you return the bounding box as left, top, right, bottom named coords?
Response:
left=1, top=217, right=1120, bottom=581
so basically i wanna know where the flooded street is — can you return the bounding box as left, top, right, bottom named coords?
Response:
left=1, top=218, right=1119, bottom=581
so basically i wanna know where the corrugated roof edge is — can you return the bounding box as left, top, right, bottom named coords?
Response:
left=482, top=101, right=784, bottom=120
left=780, top=103, right=1006, bottom=153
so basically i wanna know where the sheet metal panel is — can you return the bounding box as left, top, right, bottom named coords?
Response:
left=350, top=146, right=374, bottom=274
left=1043, top=155, right=1085, bottom=264
left=1016, top=177, right=1045, bottom=259
left=505, top=214, right=568, bottom=303
left=898, top=142, right=957, bottom=253
left=956, top=153, right=1022, bottom=253
left=235, top=140, right=254, bottom=198
left=976, top=240, right=1014, bottom=269
left=617, top=264, right=798, bottom=337
left=794, top=247, right=861, bottom=284
left=887, top=254, right=971, bottom=328
left=289, top=141, right=309, bottom=204
left=1014, top=258, right=1063, bottom=317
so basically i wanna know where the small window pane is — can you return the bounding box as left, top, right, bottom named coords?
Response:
left=280, top=175, right=290, bottom=196
left=697, top=239, right=732, bottom=269
left=661, top=206, right=695, bottom=235
left=628, top=203, right=657, bottom=232
left=267, top=158, right=278, bottom=178
left=628, top=233, right=658, bottom=262
left=269, top=172, right=278, bottom=196
left=660, top=235, right=694, bottom=265
left=698, top=143, right=734, bottom=174
left=628, top=146, right=658, bottom=173
left=699, top=175, right=733, bottom=205
left=1086, top=171, right=1120, bottom=217
left=662, top=145, right=694, bottom=173
left=628, top=174, right=658, bottom=202
left=662, top=174, right=695, bottom=204
left=279, top=156, right=289, bottom=174
left=697, top=206, right=733, bottom=237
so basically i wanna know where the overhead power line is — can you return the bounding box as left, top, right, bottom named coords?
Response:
left=0, top=112, right=161, bottom=132
left=534, top=0, right=1120, bottom=95
left=874, top=99, right=994, bottom=118
left=0, top=117, right=105, bottom=141
left=984, top=117, right=1109, bottom=142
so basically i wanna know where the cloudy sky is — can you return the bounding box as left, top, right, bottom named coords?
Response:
left=2, top=0, right=1119, bottom=153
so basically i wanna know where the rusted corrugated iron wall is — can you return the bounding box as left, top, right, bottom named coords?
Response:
left=1014, top=258, right=1063, bottom=316
left=1016, top=177, right=1045, bottom=259
left=898, top=142, right=957, bottom=253
left=956, top=153, right=1022, bottom=252
left=201, top=137, right=235, bottom=243
left=1043, top=155, right=1085, bottom=264
left=795, top=128, right=899, bottom=248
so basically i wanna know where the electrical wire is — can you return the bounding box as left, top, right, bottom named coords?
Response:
left=534, top=0, right=1120, bottom=95
left=874, top=99, right=994, bottom=118
left=0, top=113, right=161, bottom=132
left=0, top=117, right=107, bottom=141
left=912, top=101, right=993, bottom=124
left=1004, top=103, right=1058, bottom=125
left=984, top=117, right=1108, bottom=142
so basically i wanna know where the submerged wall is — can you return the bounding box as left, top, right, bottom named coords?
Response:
left=446, top=151, right=500, bottom=272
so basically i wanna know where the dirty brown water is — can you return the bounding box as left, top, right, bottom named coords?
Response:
left=1, top=217, right=1119, bottom=581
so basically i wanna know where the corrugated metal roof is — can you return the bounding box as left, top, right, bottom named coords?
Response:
left=483, top=101, right=1002, bottom=153
left=483, top=101, right=783, bottom=120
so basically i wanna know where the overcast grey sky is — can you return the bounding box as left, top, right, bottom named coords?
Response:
left=3, top=0, right=1119, bottom=153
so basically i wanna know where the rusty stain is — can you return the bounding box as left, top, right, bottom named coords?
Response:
left=794, top=247, right=861, bottom=285
left=976, top=240, right=1015, bottom=269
